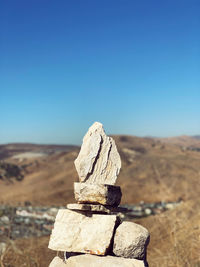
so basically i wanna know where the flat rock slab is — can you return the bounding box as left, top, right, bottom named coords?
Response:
left=113, top=221, right=150, bottom=260
left=74, top=182, right=122, bottom=206
left=48, top=209, right=118, bottom=255
left=49, top=256, right=66, bottom=267
left=67, top=203, right=128, bottom=214
left=65, top=254, right=145, bottom=267
left=74, top=122, right=121, bottom=185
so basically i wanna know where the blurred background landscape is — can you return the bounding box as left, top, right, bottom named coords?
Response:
left=1, top=0, right=200, bottom=266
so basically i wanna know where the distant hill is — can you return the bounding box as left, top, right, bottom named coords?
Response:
left=155, top=135, right=200, bottom=149
left=193, top=135, right=200, bottom=140
left=0, top=143, right=79, bottom=160
left=0, top=135, right=200, bottom=205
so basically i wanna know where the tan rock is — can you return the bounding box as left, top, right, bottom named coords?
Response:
left=74, top=182, right=122, bottom=206
left=65, top=254, right=145, bottom=267
left=113, top=221, right=150, bottom=260
left=0, top=242, right=6, bottom=256
left=67, top=203, right=128, bottom=213
left=48, top=209, right=118, bottom=255
left=74, top=122, right=121, bottom=185
left=49, top=256, right=66, bottom=267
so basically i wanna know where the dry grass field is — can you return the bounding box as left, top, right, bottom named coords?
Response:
left=0, top=135, right=200, bottom=266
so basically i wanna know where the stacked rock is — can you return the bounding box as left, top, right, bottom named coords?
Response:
left=48, top=122, right=150, bottom=267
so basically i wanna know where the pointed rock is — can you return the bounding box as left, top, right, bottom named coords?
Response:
left=74, top=122, right=121, bottom=185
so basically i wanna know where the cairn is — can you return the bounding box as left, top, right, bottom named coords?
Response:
left=48, top=122, right=150, bottom=267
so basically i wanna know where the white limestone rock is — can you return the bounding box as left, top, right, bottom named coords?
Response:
left=65, top=254, right=145, bottom=267
left=74, top=122, right=121, bottom=185
left=74, top=182, right=122, bottom=206
left=113, top=221, right=150, bottom=260
left=0, top=242, right=6, bottom=256
left=48, top=209, right=118, bottom=255
left=49, top=256, right=66, bottom=267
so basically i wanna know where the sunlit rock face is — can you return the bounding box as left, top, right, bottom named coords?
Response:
left=74, top=182, right=122, bottom=206
left=113, top=221, right=150, bottom=260
left=48, top=209, right=118, bottom=255
left=74, top=122, right=121, bottom=185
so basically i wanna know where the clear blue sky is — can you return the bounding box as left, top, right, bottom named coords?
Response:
left=0, top=0, right=199, bottom=144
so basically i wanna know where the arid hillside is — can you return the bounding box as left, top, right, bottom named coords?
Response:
left=156, top=135, right=200, bottom=148
left=0, top=136, right=200, bottom=267
left=114, top=135, right=200, bottom=203
left=0, top=136, right=200, bottom=205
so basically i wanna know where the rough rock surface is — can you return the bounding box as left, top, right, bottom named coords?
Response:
left=65, top=254, right=145, bottom=267
left=49, top=256, right=66, bottom=267
left=0, top=242, right=7, bottom=255
left=113, top=221, right=150, bottom=260
left=48, top=209, right=118, bottom=254
left=67, top=203, right=128, bottom=213
left=74, top=122, right=121, bottom=185
left=74, top=182, right=122, bottom=206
